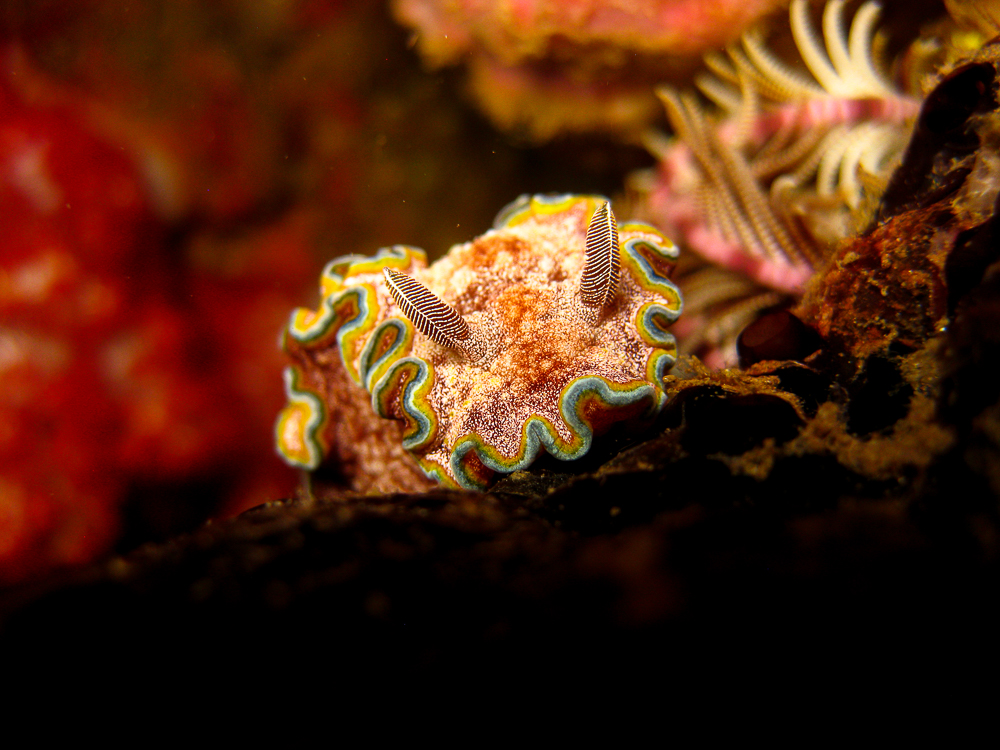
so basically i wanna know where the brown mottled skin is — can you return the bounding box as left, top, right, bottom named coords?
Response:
left=285, top=337, right=435, bottom=494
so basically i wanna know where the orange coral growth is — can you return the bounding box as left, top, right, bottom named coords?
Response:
left=796, top=204, right=950, bottom=360
left=393, top=0, right=788, bottom=140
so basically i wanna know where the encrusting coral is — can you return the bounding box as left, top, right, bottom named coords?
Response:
left=277, top=195, right=682, bottom=491
left=391, top=0, right=789, bottom=141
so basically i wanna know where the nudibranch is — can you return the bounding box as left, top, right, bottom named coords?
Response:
left=275, top=194, right=682, bottom=491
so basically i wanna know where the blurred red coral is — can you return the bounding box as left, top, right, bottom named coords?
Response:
left=185, top=209, right=324, bottom=517
left=0, top=46, right=315, bottom=585
left=1, top=56, right=160, bottom=582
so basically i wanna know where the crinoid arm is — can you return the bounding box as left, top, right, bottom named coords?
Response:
left=656, top=85, right=814, bottom=291
left=790, top=0, right=895, bottom=98
left=731, top=0, right=899, bottom=103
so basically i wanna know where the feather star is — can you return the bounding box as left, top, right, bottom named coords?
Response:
left=275, top=194, right=682, bottom=491
left=631, top=0, right=921, bottom=367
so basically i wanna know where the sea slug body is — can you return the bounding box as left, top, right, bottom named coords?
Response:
left=276, top=194, right=682, bottom=490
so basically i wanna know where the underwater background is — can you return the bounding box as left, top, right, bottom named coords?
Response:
left=2, top=0, right=1000, bottom=698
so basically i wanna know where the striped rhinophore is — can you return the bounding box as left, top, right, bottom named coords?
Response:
left=383, top=267, right=470, bottom=351
left=580, top=201, right=621, bottom=315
